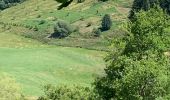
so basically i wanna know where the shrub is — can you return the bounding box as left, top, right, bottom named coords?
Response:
left=0, top=73, right=23, bottom=100
left=51, top=20, right=73, bottom=38
left=94, top=7, right=170, bottom=100
left=77, top=0, right=85, bottom=3
left=86, top=21, right=92, bottom=27
left=101, top=14, right=112, bottom=31
left=38, top=84, right=99, bottom=100
left=92, top=28, right=101, bottom=37
left=38, top=20, right=46, bottom=25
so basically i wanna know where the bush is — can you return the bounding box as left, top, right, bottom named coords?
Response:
left=101, top=14, right=112, bottom=31
left=38, top=84, right=99, bottom=100
left=94, top=7, right=170, bottom=100
left=50, top=20, right=73, bottom=38
left=38, top=20, right=46, bottom=25
left=99, top=0, right=109, bottom=2
left=92, top=28, right=101, bottom=37
left=77, top=0, right=85, bottom=3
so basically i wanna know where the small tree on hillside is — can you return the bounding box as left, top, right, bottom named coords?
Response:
left=101, top=14, right=112, bottom=31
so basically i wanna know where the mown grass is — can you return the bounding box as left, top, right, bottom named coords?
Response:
left=0, top=47, right=105, bottom=96
left=0, top=31, right=105, bottom=96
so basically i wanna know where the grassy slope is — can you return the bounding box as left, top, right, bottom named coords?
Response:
left=0, top=30, right=105, bottom=96
left=0, top=47, right=105, bottom=96
left=0, top=0, right=132, bottom=51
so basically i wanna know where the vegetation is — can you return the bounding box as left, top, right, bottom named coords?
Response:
left=0, top=33, right=105, bottom=96
left=50, top=20, right=74, bottom=38
left=92, top=28, right=101, bottom=37
left=129, top=0, right=170, bottom=20
left=0, top=0, right=25, bottom=10
left=0, top=0, right=123, bottom=51
left=95, top=7, right=170, bottom=100
left=101, top=14, right=112, bottom=31
left=38, top=85, right=98, bottom=100
left=2, top=0, right=170, bottom=99
left=0, top=73, right=23, bottom=100
left=77, top=0, right=85, bottom=3
left=55, top=0, right=74, bottom=10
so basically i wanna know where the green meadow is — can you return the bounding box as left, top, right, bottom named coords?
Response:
left=0, top=32, right=105, bottom=96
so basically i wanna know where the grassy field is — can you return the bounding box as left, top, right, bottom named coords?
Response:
left=0, top=0, right=133, bottom=97
left=0, top=31, right=105, bottom=96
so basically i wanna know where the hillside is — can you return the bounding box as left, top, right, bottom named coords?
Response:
left=0, top=0, right=133, bottom=98
left=0, top=0, right=132, bottom=51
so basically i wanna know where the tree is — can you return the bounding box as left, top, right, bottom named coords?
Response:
left=94, top=7, right=170, bottom=100
left=101, top=14, right=112, bottom=31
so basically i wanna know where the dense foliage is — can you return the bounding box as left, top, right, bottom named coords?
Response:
left=129, top=0, right=170, bottom=20
left=38, top=85, right=98, bottom=100
left=94, top=7, right=170, bottom=100
left=0, top=0, right=25, bottom=10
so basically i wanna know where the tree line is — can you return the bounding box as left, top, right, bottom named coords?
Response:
left=0, top=0, right=25, bottom=10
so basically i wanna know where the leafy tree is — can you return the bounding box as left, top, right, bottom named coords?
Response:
left=94, top=7, right=170, bottom=100
left=101, top=14, right=112, bottom=31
